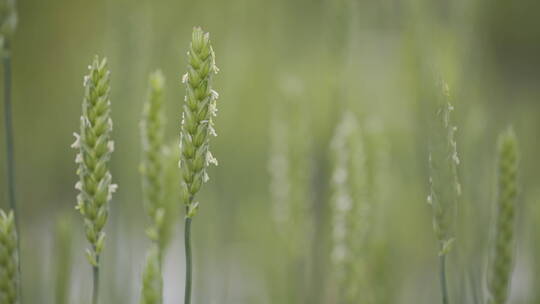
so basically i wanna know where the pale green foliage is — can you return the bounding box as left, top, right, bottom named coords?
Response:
left=0, top=210, right=19, bottom=304
left=179, top=27, right=219, bottom=217
left=140, top=70, right=168, bottom=253
left=487, top=128, right=519, bottom=304
left=72, top=56, right=116, bottom=266
left=427, top=83, right=461, bottom=254
left=140, top=246, right=163, bottom=304
left=0, top=0, right=16, bottom=51
left=330, top=113, right=371, bottom=303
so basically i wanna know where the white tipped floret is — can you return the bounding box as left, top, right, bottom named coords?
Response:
left=75, top=153, right=83, bottom=164
left=107, top=141, right=115, bottom=153
left=206, top=151, right=218, bottom=166
left=107, top=184, right=118, bottom=200
left=71, top=133, right=81, bottom=148
left=210, top=89, right=219, bottom=100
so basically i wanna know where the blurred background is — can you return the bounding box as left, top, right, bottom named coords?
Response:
left=1, top=0, right=539, bottom=303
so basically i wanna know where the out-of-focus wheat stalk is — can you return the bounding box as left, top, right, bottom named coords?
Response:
left=140, top=246, right=163, bottom=304
left=140, top=70, right=168, bottom=256
left=330, top=112, right=372, bottom=303
left=487, top=128, right=519, bottom=304
left=0, top=4, right=20, bottom=297
left=427, top=82, right=461, bottom=304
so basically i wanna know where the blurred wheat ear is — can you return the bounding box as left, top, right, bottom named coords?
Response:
left=72, top=56, right=116, bottom=304
left=139, top=70, right=170, bottom=304
left=0, top=209, right=20, bottom=304
left=427, top=82, right=461, bottom=304
left=179, top=26, right=219, bottom=304
left=329, top=112, right=372, bottom=303
left=140, top=245, right=163, bottom=304
left=487, top=127, right=519, bottom=304
left=140, top=70, right=170, bottom=256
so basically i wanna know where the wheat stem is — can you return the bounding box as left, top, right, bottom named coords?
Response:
left=439, top=250, right=449, bottom=304
left=184, top=213, right=193, bottom=304
left=2, top=42, right=15, bottom=216
left=2, top=39, right=22, bottom=304
left=92, top=260, right=100, bottom=304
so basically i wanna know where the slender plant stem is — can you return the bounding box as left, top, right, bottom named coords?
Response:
left=3, top=40, right=22, bottom=303
left=92, top=255, right=100, bottom=304
left=3, top=42, right=17, bottom=223
left=184, top=211, right=193, bottom=304
left=439, top=253, right=449, bottom=304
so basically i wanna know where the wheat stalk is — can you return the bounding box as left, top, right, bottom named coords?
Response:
left=487, top=127, right=519, bottom=304
left=0, top=209, right=19, bottom=304
left=427, top=82, right=461, bottom=304
left=1, top=3, right=21, bottom=301
left=139, top=70, right=169, bottom=304
left=72, top=56, right=116, bottom=304
left=330, top=112, right=372, bottom=303
left=0, top=0, right=17, bottom=218
left=179, top=27, right=219, bottom=304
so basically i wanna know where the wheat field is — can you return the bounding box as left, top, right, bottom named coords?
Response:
left=0, top=0, right=539, bottom=303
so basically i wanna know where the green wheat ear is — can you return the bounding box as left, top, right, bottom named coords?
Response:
left=140, top=245, right=163, bottom=304
left=428, top=82, right=461, bottom=253
left=487, top=127, right=519, bottom=304
left=72, top=56, right=116, bottom=304
left=179, top=26, right=219, bottom=217
left=0, top=209, right=19, bottom=304
left=140, top=70, right=168, bottom=253
left=427, top=82, right=461, bottom=304
left=73, top=55, right=116, bottom=266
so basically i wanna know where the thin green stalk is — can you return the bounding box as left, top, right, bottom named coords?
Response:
left=184, top=214, right=192, bottom=304
left=439, top=252, right=449, bottom=304
left=2, top=39, right=22, bottom=304
left=3, top=43, right=15, bottom=216
left=92, top=261, right=100, bottom=304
